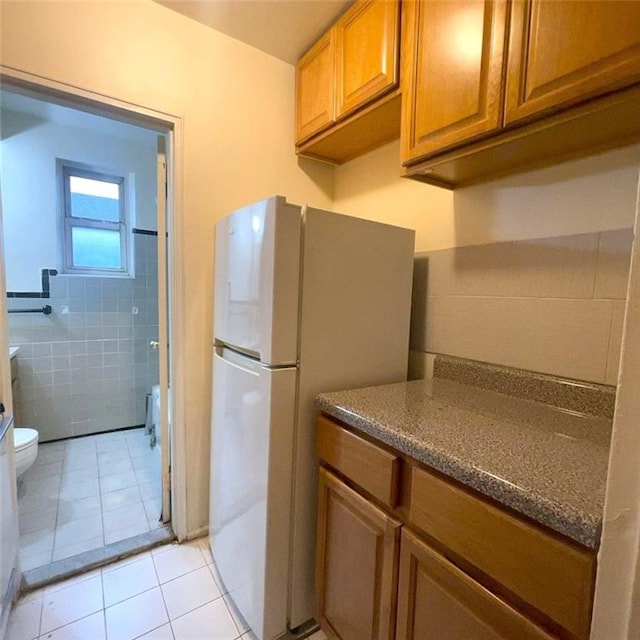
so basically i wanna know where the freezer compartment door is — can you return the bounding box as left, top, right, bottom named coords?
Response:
left=214, top=196, right=301, bottom=365
left=209, top=347, right=297, bottom=640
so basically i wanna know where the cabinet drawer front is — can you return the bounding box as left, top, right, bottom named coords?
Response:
left=396, top=529, right=555, bottom=640
left=317, top=415, right=401, bottom=508
left=409, top=466, right=595, bottom=639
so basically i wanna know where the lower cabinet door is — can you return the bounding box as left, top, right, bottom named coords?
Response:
left=316, top=468, right=401, bottom=640
left=396, top=529, right=556, bottom=640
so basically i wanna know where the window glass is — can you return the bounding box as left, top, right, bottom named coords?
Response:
left=69, top=176, right=120, bottom=222
left=71, top=227, right=122, bottom=269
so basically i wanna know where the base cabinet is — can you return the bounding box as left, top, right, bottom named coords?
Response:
left=315, top=415, right=596, bottom=640
left=316, top=468, right=401, bottom=640
left=396, top=529, right=554, bottom=640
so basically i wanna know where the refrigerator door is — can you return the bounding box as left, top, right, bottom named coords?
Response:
left=209, top=347, right=297, bottom=640
left=214, top=196, right=301, bottom=365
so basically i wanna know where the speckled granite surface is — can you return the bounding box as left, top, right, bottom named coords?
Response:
left=434, top=354, right=616, bottom=419
left=316, top=379, right=612, bottom=549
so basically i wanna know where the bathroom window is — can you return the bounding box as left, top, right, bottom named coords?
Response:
left=60, top=162, right=130, bottom=276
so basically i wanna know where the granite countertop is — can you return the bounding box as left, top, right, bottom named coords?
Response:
left=316, top=378, right=612, bottom=549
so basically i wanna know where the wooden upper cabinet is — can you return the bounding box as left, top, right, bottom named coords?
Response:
left=335, top=0, right=400, bottom=119
left=401, top=0, right=508, bottom=163
left=316, top=469, right=401, bottom=640
left=296, top=32, right=336, bottom=143
left=505, top=0, right=640, bottom=125
left=396, top=529, right=556, bottom=640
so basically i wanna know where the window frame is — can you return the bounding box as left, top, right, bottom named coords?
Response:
left=59, top=161, right=130, bottom=277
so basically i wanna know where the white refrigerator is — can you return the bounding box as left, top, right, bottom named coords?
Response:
left=209, top=196, right=414, bottom=639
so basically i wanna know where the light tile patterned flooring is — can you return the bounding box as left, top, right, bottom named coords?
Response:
left=6, top=538, right=329, bottom=640
left=18, top=428, right=162, bottom=571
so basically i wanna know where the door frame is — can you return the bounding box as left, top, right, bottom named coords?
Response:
left=0, top=66, right=188, bottom=541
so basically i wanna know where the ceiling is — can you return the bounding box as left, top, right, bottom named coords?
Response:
left=154, top=0, right=353, bottom=64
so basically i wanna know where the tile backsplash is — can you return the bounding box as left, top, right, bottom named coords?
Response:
left=9, top=231, right=159, bottom=442
left=410, top=229, right=633, bottom=385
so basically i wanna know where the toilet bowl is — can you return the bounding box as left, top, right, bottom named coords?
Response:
left=14, top=428, right=39, bottom=478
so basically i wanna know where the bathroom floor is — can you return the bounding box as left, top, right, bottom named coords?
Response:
left=6, top=538, right=328, bottom=640
left=18, top=428, right=162, bottom=572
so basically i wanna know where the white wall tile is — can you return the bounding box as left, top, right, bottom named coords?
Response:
left=594, top=228, right=634, bottom=299
left=424, top=296, right=614, bottom=383
left=606, top=300, right=627, bottom=385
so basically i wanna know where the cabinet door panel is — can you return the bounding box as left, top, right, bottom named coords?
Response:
left=505, top=0, right=640, bottom=124
left=335, top=0, right=399, bottom=119
left=316, top=469, right=401, bottom=640
left=401, top=0, right=507, bottom=163
left=396, top=530, right=556, bottom=640
left=296, top=32, right=335, bottom=143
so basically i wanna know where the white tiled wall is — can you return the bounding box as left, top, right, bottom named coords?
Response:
left=9, top=232, right=159, bottom=441
left=410, top=229, right=633, bottom=385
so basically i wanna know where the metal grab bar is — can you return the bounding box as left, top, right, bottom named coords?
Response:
left=8, top=305, right=52, bottom=315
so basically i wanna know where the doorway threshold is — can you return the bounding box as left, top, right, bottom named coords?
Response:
left=20, top=525, right=175, bottom=594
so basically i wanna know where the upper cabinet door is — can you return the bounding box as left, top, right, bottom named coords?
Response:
left=505, top=0, right=640, bottom=125
left=401, top=0, right=508, bottom=163
left=335, top=0, right=400, bottom=119
left=296, top=32, right=336, bottom=143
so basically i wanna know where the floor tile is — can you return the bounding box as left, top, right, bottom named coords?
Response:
left=100, top=471, right=138, bottom=494
left=99, top=460, right=135, bottom=478
left=194, top=537, right=213, bottom=565
left=102, top=486, right=142, bottom=512
left=61, top=467, right=100, bottom=486
left=57, top=495, right=103, bottom=524
left=58, top=479, right=100, bottom=501
left=103, top=503, right=148, bottom=534
left=105, top=587, right=168, bottom=640
left=36, top=448, right=65, bottom=466
left=307, top=632, right=327, bottom=640
left=19, top=506, right=58, bottom=536
left=152, top=543, right=206, bottom=584
left=40, top=574, right=103, bottom=634
left=102, top=550, right=151, bottom=574
left=102, top=554, right=159, bottom=607
left=136, top=623, right=174, bottom=640
left=51, top=535, right=104, bottom=562
left=39, top=610, right=106, bottom=640
left=161, top=566, right=221, bottom=620
left=45, top=567, right=103, bottom=593
left=171, top=599, right=238, bottom=640
left=104, top=520, right=151, bottom=545
left=139, top=481, right=161, bottom=501
left=20, top=550, right=53, bottom=571
left=222, top=594, right=249, bottom=634
left=63, top=455, right=99, bottom=472
left=5, top=591, right=43, bottom=640
left=131, top=454, right=158, bottom=471
left=98, top=451, right=132, bottom=467
left=54, top=513, right=103, bottom=548
left=27, top=461, right=63, bottom=479
left=143, top=499, right=161, bottom=527
left=20, top=529, right=55, bottom=557
left=135, top=467, right=160, bottom=486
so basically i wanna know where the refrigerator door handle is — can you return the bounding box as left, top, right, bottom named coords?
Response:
left=214, top=346, right=261, bottom=376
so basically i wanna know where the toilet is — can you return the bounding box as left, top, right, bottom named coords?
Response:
left=14, top=428, right=39, bottom=478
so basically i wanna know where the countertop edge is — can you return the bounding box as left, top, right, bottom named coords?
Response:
left=317, top=398, right=601, bottom=549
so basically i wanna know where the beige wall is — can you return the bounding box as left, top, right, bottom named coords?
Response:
left=0, top=0, right=334, bottom=536
left=334, top=139, right=639, bottom=385
left=334, top=140, right=640, bottom=251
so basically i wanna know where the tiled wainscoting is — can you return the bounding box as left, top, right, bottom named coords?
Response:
left=18, top=428, right=161, bottom=572
left=9, top=230, right=159, bottom=442
left=410, top=229, right=633, bottom=385
left=7, top=538, right=328, bottom=640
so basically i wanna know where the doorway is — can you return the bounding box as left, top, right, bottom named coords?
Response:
left=0, top=84, right=175, bottom=582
